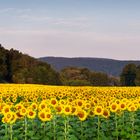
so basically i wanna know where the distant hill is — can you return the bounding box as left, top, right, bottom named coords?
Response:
left=39, top=57, right=140, bottom=76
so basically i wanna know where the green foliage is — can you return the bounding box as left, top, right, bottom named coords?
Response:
left=64, top=80, right=91, bottom=86
left=0, top=44, right=61, bottom=85
left=60, top=67, right=119, bottom=86
left=1, top=112, right=140, bottom=140
left=40, top=57, right=140, bottom=77
left=90, top=72, right=110, bottom=86
left=120, top=63, right=140, bottom=86
left=120, top=63, right=136, bottom=86
left=0, top=44, right=121, bottom=86
left=135, top=65, right=140, bottom=86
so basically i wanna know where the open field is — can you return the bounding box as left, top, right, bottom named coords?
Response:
left=0, top=84, right=140, bottom=140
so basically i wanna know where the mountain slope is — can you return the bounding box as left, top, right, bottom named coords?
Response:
left=39, top=57, right=140, bottom=76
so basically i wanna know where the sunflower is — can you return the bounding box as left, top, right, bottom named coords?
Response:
left=94, top=106, right=103, bottom=116
left=71, top=106, right=77, bottom=115
left=115, top=99, right=120, bottom=104
left=77, top=109, right=87, bottom=121
left=55, top=105, right=63, bottom=114
left=20, top=107, right=27, bottom=116
left=76, top=99, right=84, bottom=108
left=45, top=112, right=52, bottom=121
left=30, top=102, right=38, bottom=110
left=59, top=99, right=66, bottom=105
left=84, top=102, right=91, bottom=110
left=27, top=109, right=36, bottom=119
left=38, top=102, right=48, bottom=111
left=0, top=103, right=4, bottom=114
left=119, top=101, right=126, bottom=111
left=67, top=98, right=74, bottom=105
left=2, top=105, right=11, bottom=115
left=110, top=103, right=119, bottom=113
left=4, top=111, right=13, bottom=123
left=50, top=98, right=58, bottom=107
left=90, top=101, right=95, bottom=108
left=16, top=111, right=23, bottom=119
left=88, top=109, right=95, bottom=117
left=38, top=111, right=47, bottom=122
left=63, top=105, right=71, bottom=115
left=102, top=109, right=110, bottom=119
left=12, top=97, right=17, bottom=103
left=9, top=112, right=17, bottom=124
left=14, top=103, right=24, bottom=111
left=2, top=117, right=8, bottom=124
left=127, top=104, right=137, bottom=112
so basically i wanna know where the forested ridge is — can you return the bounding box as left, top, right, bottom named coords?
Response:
left=39, top=57, right=140, bottom=76
left=0, top=44, right=61, bottom=85
left=1, top=44, right=140, bottom=86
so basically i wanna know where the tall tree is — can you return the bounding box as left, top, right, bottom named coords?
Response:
left=90, top=72, right=110, bottom=86
left=135, top=65, right=140, bottom=86
left=120, top=63, right=136, bottom=86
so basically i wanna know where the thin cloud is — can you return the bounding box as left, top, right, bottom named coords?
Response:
left=17, top=14, right=91, bottom=28
left=0, top=28, right=140, bottom=44
left=0, top=8, right=14, bottom=13
left=18, top=14, right=51, bottom=22
left=0, top=8, right=31, bottom=14
left=1, top=27, right=140, bottom=59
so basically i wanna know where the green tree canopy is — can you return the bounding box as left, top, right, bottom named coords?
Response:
left=120, top=63, right=136, bottom=86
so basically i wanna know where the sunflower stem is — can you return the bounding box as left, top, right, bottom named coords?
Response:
left=32, top=119, right=35, bottom=134
left=53, top=115, right=56, bottom=140
left=24, top=116, right=27, bottom=140
left=10, top=124, right=13, bottom=140
left=122, top=111, right=125, bottom=127
left=80, top=121, right=84, bottom=139
left=5, top=123, right=8, bottom=138
left=106, top=118, right=110, bottom=137
left=64, top=116, right=67, bottom=140
left=115, top=114, right=118, bottom=140
left=97, top=116, right=100, bottom=140
left=43, top=122, right=46, bottom=136
left=131, top=112, right=135, bottom=137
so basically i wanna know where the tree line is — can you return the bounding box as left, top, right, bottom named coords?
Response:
left=60, top=67, right=119, bottom=86
left=0, top=44, right=139, bottom=86
left=120, top=63, right=140, bottom=86
left=0, top=44, right=61, bottom=85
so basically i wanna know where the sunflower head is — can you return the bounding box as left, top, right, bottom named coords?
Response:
left=30, top=103, right=38, bottom=110
left=102, top=109, right=110, bottom=119
left=50, top=98, right=58, bottom=107
left=45, top=112, right=52, bottom=121
left=38, top=111, right=47, bottom=122
left=77, top=109, right=87, bottom=121
left=20, top=107, right=27, bottom=116
left=27, top=109, right=36, bottom=119
left=55, top=105, right=63, bottom=114
left=39, top=102, right=48, bottom=111
left=2, top=105, right=11, bottom=115
left=110, top=103, right=119, bottom=113
left=88, top=109, right=95, bottom=117
left=63, top=105, right=71, bottom=115
left=94, top=106, right=103, bottom=116
left=128, top=104, right=137, bottom=112
left=119, top=102, right=126, bottom=111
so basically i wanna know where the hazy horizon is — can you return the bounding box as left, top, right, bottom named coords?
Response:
left=0, top=0, right=140, bottom=60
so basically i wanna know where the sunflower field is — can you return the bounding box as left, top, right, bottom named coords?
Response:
left=0, top=84, right=140, bottom=140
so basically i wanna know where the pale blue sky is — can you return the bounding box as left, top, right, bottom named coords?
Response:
left=0, top=0, right=140, bottom=60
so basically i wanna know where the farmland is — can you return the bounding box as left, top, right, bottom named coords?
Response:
left=0, top=84, right=140, bottom=140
